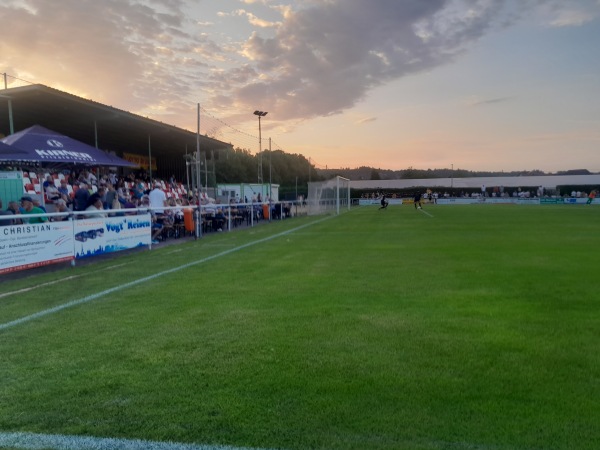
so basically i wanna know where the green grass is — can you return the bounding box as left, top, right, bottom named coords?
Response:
left=0, top=205, right=599, bottom=449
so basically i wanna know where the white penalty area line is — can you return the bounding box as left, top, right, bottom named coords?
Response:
left=0, top=431, right=279, bottom=450
left=0, top=217, right=332, bottom=333
left=418, top=208, right=434, bottom=218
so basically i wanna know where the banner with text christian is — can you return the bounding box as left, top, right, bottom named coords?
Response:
left=0, top=221, right=74, bottom=274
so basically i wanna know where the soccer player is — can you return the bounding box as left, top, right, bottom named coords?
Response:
left=414, top=191, right=422, bottom=209
left=587, top=190, right=596, bottom=205
left=379, top=193, right=389, bottom=210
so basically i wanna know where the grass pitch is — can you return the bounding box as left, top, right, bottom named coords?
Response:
left=0, top=205, right=599, bottom=450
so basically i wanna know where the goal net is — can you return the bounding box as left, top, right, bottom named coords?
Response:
left=307, top=176, right=351, bottom=215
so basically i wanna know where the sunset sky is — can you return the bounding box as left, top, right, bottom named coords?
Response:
left=1, top=0, right=599, bottom=172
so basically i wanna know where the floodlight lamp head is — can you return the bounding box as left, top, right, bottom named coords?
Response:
left=254, top=110, right=268, bottom=117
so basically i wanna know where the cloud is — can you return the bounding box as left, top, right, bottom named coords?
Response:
left=218, top=0, right=515, bottom=122
left=3, top=0, right=598, bottom=139
left=535, top=0, right=600, bottom=27
left=0, top=0, right=191, bottom=105
left=469, top=96, right=513, bottom=107
left=0, top=0, right=231, bottom=125
left=232, top=9, right=280, bottom=28
left=548, top=9, right=595, bottom=27
left=356, top=117, right=377, bottom=125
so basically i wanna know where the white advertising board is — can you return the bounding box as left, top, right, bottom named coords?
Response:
left=73, top=214, right=152, bottom=259
left=0, top=221, right=74, bottom=274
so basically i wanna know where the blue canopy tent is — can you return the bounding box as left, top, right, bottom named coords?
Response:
left=0, top=140, right=33, bottom=161
left=0, top=125, right=137, bottom=167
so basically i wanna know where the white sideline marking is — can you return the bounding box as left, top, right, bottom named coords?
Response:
left=0, top=218, right=330, bottom=332
left=0, top=263, right=128, bottom=300
left=418, top=208, right=434, bottom=218
left=0, top=431, right=277, bottom=450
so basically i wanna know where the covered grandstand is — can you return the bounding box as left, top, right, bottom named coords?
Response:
left=0, top=84, right=232, bottom=181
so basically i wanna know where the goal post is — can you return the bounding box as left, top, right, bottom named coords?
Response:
left=307, top=176, right=351, bottom=215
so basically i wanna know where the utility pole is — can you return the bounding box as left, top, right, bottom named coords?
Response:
left=253, top=111, right=268, bottom=184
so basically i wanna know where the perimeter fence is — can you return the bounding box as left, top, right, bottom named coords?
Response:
left=0, top=200, right=313, bottom=275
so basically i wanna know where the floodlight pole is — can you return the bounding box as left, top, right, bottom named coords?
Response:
left=197, top=103, right=202, bottom=237
left=253, top=110, right=268, bottom=185
left=196, top=104, right=201, bottom=193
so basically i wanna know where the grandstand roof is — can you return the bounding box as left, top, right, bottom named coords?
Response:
left=0, top=84, right=232, bottom=165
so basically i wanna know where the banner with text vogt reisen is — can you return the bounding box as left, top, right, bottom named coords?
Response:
left=73, top=214, right=152, bottom=259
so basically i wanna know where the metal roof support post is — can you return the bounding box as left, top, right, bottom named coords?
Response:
left=184, top=146, right=190, bottom=192
left=93, top=120, right=104, bottom=179
left=0, top=80, right=15, bottom=134
left=212, top=150, right=216, bottom=189
left=148, top=135, right=152, bottom=181
left=204, top=152, right=208, bottom=190
left=196, top=103, right=202, bottom=238
left=7, top=99, right=14, bottom=135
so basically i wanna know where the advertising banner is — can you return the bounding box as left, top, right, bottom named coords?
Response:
left=435, top=198, right=479, bottom=205
left=358, top=199, right=403, bottom=206
left=0, top=221, right=74, bottom=274
left=540, top=198, right=562, bottom=204
left=74, top=214, right=152, bottom=259
left=562, top=198, right=589, bottom=205
left=123, top=152, right=157, bottom=171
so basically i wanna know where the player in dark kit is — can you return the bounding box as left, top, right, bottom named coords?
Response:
left=414, top=191, right=422, bottom=209
left=379, top=193, right=389, bottom=210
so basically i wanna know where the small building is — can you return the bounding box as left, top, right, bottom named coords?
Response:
left=215, top=183, right=279, bottom=204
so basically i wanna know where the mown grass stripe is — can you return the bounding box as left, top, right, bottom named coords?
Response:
left=0, top=263, right=128, bottom=300
left=0, top=217, right=330, bottom=333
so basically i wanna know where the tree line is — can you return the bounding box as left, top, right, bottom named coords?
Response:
left=203, top=147, right=595, bottom=199
left=202, top=147, right=324, bottom=199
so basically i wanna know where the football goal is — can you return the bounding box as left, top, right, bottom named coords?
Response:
left=307, top=176, right=351, bottom=215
